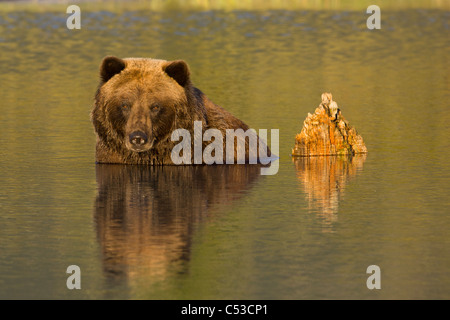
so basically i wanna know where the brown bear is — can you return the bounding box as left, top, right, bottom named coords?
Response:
left=91, top=56, right=267, bottom=165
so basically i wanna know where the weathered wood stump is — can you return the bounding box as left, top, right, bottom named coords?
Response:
left=292, top=93, right=367, bottom=157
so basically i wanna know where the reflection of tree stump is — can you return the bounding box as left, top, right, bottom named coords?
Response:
left=292, top=93, right=367, bottom=157
left=293, top=154, right=367, bottom=228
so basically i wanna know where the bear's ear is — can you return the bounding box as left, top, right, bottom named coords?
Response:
left=163, top=60, right=190, bottom=87
left=100, top=56, right=126, bottom=83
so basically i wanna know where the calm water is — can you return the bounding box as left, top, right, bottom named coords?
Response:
left=0, top=5, right=449, bottom=299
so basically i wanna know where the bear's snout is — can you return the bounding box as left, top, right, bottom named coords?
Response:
left=127, top=130, right=153, bottom=152
left=130, top=131, right=148, bottom=145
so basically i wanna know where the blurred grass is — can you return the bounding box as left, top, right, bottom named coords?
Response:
left=0, top=0, right=449, bottom=12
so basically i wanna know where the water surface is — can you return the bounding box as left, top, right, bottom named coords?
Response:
left=0, top=6, right=449, bottom=299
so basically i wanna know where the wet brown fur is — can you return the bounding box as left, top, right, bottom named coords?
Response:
left=91, top=56, right=255, bottom=165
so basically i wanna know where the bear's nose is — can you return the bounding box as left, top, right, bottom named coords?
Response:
left=129, top=131, right=148, bottom=146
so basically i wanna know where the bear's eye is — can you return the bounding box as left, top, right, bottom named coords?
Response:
left=120, top=102, right=132, bottom=113
left=151, top=104, right=160, bottom=112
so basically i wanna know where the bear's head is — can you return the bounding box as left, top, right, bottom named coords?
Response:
left=92, top=56, right=199, bottom=155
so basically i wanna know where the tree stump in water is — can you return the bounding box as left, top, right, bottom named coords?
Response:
left=292, top=93, right=367, bottom=157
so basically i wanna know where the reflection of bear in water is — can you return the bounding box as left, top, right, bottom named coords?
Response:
left=91, top=56, right=266, bottom=165
left=94, top=165, right=260, bottom=285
